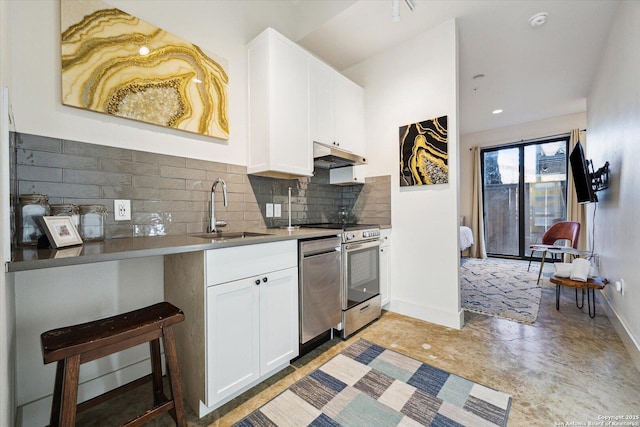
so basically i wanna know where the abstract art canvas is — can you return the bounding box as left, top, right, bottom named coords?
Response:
left=399, top=116, right=448, bottom=186
left=61, top=0, right=229, bottom=139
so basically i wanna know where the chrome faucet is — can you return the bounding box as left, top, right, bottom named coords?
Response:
left=209, top=178, right=228, bottom=233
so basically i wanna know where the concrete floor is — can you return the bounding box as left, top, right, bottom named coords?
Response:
left=76, top=262, right=640, bottom=426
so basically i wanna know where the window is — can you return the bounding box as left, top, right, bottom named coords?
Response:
left=482, top=136, right=569, bottom=258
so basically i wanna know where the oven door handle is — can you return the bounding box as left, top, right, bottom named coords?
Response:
left=344, top=240, right=380, bottom=251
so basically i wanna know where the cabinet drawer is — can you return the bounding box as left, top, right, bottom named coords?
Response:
left=206, top=240, right=297, bottom=286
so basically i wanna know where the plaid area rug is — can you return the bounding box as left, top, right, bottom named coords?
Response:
left=461, top=258, right=541, bottom=324
left=234, top=339, right=512, bottom=427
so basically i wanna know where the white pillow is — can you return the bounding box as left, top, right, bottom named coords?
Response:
left=570, top=258, right=591, bottom=282
left=554, top=263, right=572, bottom=278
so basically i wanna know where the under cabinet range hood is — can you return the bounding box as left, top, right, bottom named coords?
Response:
left=313, top=142, right=367, bottom=169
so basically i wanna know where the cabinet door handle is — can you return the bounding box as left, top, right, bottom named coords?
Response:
left=262, top=277, right=268, bottom=283
left=380, top=248, right=384, bottom=253
left=255, top=279, right=261, bottom=285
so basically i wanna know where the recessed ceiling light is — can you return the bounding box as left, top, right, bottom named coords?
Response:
left=529, top=12, right=548, bottom=28
left=492, top=109, right=503, bottom=115
left=139, top=46, right=150, bottom=55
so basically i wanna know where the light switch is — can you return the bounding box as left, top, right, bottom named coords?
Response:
left=266, top=203, right=274, bottom=218
left=274, top=204, right=281, bottom=217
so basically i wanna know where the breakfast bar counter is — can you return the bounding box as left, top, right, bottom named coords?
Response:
left=7, top=228, right=340, bottom=272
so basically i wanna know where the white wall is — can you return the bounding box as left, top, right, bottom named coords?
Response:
left=346, top=20, right=461, bottom=328
left=586, top=0, right=640, bottom=369
left=459, top=112, right=587, bottom=227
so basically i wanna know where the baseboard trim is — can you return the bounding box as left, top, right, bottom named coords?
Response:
left=600, top=291, right=640, bottom=374
left=388, top=298, right=463, bottom=329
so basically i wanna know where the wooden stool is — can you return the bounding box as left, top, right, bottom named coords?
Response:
left=41, top=302, right=187, bottom=427
left=549, top=275, right=608, bottom=318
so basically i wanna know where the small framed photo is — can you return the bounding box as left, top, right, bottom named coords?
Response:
left=40, top=216, right=83, bottom=248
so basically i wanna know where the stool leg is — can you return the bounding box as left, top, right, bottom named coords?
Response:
left=150, top=338, right=164, bottom=405
left=49, top=360, right=65, bottom=427
left=556, top=284, right=560, bottom=310
left=162, top=326, right=186, bottom=427
left=59, top=354, right=81, bottom=427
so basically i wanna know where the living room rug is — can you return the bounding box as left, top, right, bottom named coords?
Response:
left=461, top=258, right=541, bottom=324
left=234, top=339, right=512, bottom=427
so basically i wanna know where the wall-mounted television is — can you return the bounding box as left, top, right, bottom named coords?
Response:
left=569, top=141, right=598, bottom=204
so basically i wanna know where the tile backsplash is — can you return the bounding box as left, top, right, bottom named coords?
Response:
left=11, top=132, right=391, bottom=240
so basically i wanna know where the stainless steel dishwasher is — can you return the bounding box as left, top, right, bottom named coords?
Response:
left=299, top=236, right=342, bottom=344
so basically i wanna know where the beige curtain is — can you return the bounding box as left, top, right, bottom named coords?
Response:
left=566, top=129, right=587, bottom=254
left=471, top=146, right=487, bottom=258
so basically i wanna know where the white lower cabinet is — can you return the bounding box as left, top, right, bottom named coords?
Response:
left=206, top=266, right=298, bottom=406
left=164, top=240, right=299, bottom=418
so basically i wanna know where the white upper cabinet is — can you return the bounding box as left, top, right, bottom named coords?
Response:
left=310, top=58, right=335, bottom=148
left=247, top=28, right=366, bottom=179
left=310, top=56, right=366, bottom=156
left=333, top=72, right=366, bottom=156
left=247, top=28, right=313, bottom=178
left=329, top=165, right=366, bottom=186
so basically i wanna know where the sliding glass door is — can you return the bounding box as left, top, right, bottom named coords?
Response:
left=482, top=137, right=569, bottom=258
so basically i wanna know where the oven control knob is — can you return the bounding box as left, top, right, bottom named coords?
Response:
left=345, top=233, right=355, bottom=240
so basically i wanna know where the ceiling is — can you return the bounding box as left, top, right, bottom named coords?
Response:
left=284, top=0, right=620, bottom=135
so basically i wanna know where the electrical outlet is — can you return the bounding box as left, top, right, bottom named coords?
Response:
left=274, top=204, right=281, bottom=217
left=114, top=199, right=131, bottom=221
left=266, top=203, right=274, bottom=218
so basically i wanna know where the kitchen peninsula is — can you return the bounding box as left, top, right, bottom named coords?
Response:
left=8, top=227, right=339, bottom=272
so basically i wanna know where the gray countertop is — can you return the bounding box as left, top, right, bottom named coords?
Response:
left=8, top=228, right=342, bottom=272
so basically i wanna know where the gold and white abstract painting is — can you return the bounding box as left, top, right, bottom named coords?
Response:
left=61, top=0, right=229, bottom=139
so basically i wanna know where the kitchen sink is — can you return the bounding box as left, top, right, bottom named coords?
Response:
left=191, top=231, right=272, bottom=241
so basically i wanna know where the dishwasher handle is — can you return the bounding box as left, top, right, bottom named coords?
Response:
left=302, top=247, right=340, bottom=258
left=300, top=236, right=342, bottom=258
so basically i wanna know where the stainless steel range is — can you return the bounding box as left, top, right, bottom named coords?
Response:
left=303, top=224, right=382, bottom=338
